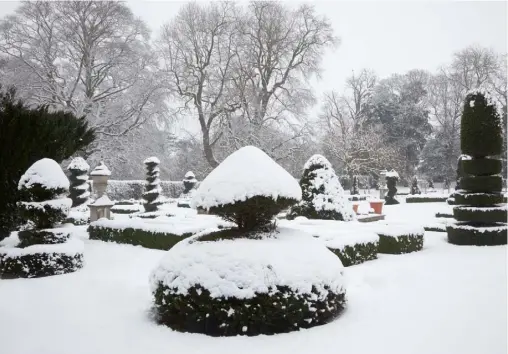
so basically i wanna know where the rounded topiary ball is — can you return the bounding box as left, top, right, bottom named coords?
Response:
left=461, top=90, right=503, bottom=158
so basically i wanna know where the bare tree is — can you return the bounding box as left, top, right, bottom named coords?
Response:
left=157, top=2, right=241, bottom=168
left=0, top=1, right=166, bottom=150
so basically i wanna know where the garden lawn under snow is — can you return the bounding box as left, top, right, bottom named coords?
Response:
left=0, top=203, right=506, bottom=354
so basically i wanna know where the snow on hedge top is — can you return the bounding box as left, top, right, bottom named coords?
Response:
left=467, top=87, right=503, bottom=117
left=67, top=157, right=90, bottom=172
left=18, top=158, right=69, bottom=191
left=144, top=156, right=160, bottom=164
left=150, top=228, right=345, bottom=299
left=184, top=171, right=197, bottom=182
left=385, top=170, right=399, bottom=178
left=192, top=146, right=302, bottom=209
left=303, top=154, right=332, bottom=170
left=90, top=162, right=111, bottom=176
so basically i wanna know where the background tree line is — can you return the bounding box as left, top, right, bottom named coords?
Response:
left=0, top=1, right=505, bottom=183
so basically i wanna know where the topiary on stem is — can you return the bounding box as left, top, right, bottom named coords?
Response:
left=447, top=89, right=507, bottom=246
left=67, top=157, right=90, bottom=208
left=142, top=157, right=163, bottom=213
left=287, top=155, right=355, bottom=221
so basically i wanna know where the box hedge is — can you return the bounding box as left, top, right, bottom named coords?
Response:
left=377, top=232, right=424, bottom=254
left=327, top=241, right=378, bottom=267
left=406, top=196, right=448, bottom=203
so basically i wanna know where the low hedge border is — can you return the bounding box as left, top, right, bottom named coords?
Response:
left=447, top=224, right=507, bottom=246
left=406, top=196, right=447, bottom=203
left=424, top=225, right=446, bottom=232
left=435, top=212, right=453, bottom=218
left=0, top=252, right=83, bottom=278
left=152, top=283, right=346, bottom=336
left=453, top=206, right=507, bottom=224
left=377, top=233, right=424, bottom=254
left=327, top=241, right=378, bottom=267
left=64, top=215, right=89, bottom=225
left=88, top=225, right=191, bottom=250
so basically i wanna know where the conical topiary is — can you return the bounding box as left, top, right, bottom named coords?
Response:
left=0, top=158, right=84, bottom=278
left=142, top=157, right=163, bottom=213
left=410, top=176, right=421, bottom=195
left=447, top=90, right=507, bottom=246
left=67, top=157, right=90, bottom=208
left=351, top=176, right=360, bottom=195
left=288, top=155, right=355, bottom=221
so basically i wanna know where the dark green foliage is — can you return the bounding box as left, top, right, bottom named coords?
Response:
left=377, top=233, right=424, bottom=254
left=88, top=225, right=191, bottom=250
left=460, top=175, right=502, bottom=193
left=0, top=87, right=95, bottom=239
left=67, top=158, right=90, bottom=208
left=152, top=283, right=346, bottom=336
left=211, top=196, right=297, bottom=231
left=424, top=225, right=446, bottom=232
left=385, top=175, right=399, bottom=205
left=406, top=196, right=447, bottom=203
left=327, top=242, right=378, bottom=267
left=0, top=251, right=83, bottom=279
left=462, top=158, right=502, bottom=176
left=351, top=176, right=359, bottom=195
left=447, top=224, right=507, bottom=246
left=143, top=159, right=162, bottom=213
left=460, top=92, right=503, bottom=157
left=428, top=179, right=434, bottom=188
left=17, top=230, right=70, bottom=248
left=453, top=206, right=507, bottom=224
left=454, top=192, right=505, bottom=206
left=192, top=228, right=268, bottom=242
left=435, top=212, right=454, bottom=218
left=410, top=176, right=421, bottom=195
left=19, top=200, right=69, bottom=229
left=63, top=215, right=89, bottom=226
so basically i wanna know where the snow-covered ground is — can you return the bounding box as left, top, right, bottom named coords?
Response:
left=0, top=203, right=506, bottom=354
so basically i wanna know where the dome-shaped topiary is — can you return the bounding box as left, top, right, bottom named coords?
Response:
left=461, top=90, right=503, bottom=158
left=288, top=155, right=355, bottom=221
left=192, top=146, right=302, bottom=231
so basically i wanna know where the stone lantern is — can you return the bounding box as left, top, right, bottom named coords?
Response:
left=88, top=161, right=114, bottom=221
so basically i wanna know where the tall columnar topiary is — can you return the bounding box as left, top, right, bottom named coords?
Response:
left=152, top=146, right=347, bottom=336
left=384, top=170, right=400, bottom=205
left=142, top=157, right=163, bottom=213
left=351, top=176, right=360, bottom=195
left=288, top=155, right=355, bottom=221
left=67, top=157, right=90, bottom=208
left=0, top=158, right=84, bottom=278
left=410, top=176, right=421, bottom=195
left=0, top=87, right=95, bottom=240
left=447, top=90, right=507, bottom=246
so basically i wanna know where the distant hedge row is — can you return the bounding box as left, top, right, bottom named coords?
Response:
left=104, top=180, right=197, bottom=201
left=405, top=196, right=448, bottom=203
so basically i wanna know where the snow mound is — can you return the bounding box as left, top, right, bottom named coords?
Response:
left=192, top=146, right=302, bottom=209
left=90, top=162, right=111, bottom=176
left=184, top=171, right=196, bottom=179
left=303, top=154, right=332, bottom=170
left=150, top=228, right=345, bottom=299
left=67, top=157, right=89, bottom=172
left=21, top=198, right=72, bottom=213
left=144, top=156, right=160, bottom=164
left=18, top=158, right=70, bottom=190
left=385, top=170, right=399, bottom=178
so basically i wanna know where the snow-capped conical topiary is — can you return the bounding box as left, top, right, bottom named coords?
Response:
left=288, top=154, right=355, bottom=221
left=351, top=176, right=360, bottom=195
left=67, top=157, right=90, bottom=208
left=447, top=90, right=507, bottom=246
left=192, top=146, right=301, bottom=230
left=410, top=176, right=421, bottom=195
left=0, top=158, right=84, bottom=278
left=142, top=157, right=163, bottom=213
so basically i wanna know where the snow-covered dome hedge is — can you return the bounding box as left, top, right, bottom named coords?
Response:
left=150, top=228, right=347, bottom=336
left=19, top=158, right=70, bottom=192
left=192, top=146, right=302, bottom=230
left=288, top=154, right=355, bottom=221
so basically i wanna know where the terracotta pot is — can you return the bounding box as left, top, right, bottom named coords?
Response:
left=352, top=203, right=359, bottom=214
left=369, top=200, right=384, bottom=214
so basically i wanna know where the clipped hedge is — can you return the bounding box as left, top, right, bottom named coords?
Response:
left=0, top=251, right=83, bottom=279
left=152, top=283, right=346, bottom=337
left=327, top=241, right=378, bottom=267
left=453, top=206, right=507, bottom=224
left=462, top=158, right=502, bottom=176
left=447, top=224, right=507, bottom=246
left=88, top=225, right=191, bottom=250
left=406, top=196, right=447, bottom=203
left=460, top=175, right=503, bottom=193
left=424, top=225, right=446, bottom=232
left=435, top=212, right=453, bottom=218
left=377, top=233, right=424, bottom=254
left=106, top=180, right=192, bottom=201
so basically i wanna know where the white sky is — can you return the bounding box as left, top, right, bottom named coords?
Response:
left=0, top=0, right=506, bottom=134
